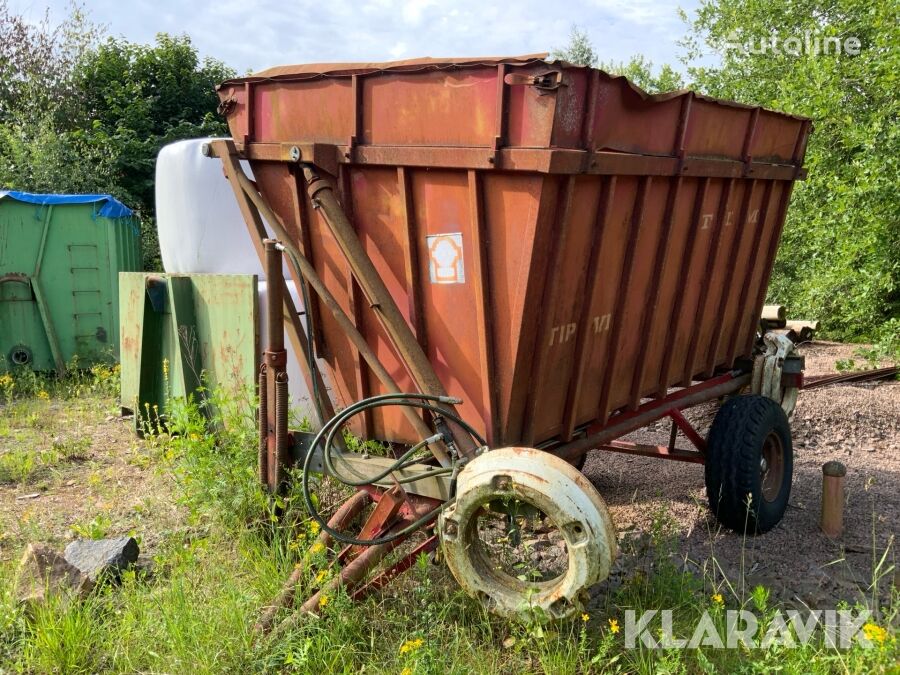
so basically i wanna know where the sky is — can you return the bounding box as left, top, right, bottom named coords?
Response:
left=10, top=0, right=702, bottom=75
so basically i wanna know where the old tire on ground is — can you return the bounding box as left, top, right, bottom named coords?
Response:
left=438, top=447, right=616, bottom=620
left=705, top=394, right=793, bottom=534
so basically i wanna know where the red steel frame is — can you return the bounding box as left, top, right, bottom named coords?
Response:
left=292, top=370, right=747, bottom=606
left=206, top=55, right=812, bottom=611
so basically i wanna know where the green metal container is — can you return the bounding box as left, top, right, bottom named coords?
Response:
left=0, top=191, right=141, bottom=374
left=118, top=272, right=258, bottom=429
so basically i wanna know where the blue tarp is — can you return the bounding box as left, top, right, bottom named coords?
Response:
left=0, top=190, right=134, bottom=218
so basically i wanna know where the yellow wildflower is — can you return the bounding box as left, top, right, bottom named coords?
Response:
left=310, top=541, right=325, bottom=554
left=581, top=613, right=590, bottom=623
left=315, top=569, right=328, bottom=584
left=399, top=638, right=424, bottom=654
left=37, top=390, right=50, bottom=400
left=308, top=520, right=321, bottom=535
left=318, top=595, right=329, bottom=609
left=711, top=593, right=724, bottom=605
left=608, top=618, right=620, bottom=634
left=400, top=668, right=412, bottom=675
left=862, top=622, right=887, bottom=644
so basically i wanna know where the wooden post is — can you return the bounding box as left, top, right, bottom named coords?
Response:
left=820, top=461, right=846, bottom=538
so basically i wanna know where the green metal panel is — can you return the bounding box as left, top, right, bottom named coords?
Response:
left=0, top=199, right=141, bottom=373
left=118, top=273, right=258, bottom=428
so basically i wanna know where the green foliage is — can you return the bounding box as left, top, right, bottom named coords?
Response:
left=551, top=25, right=598, bottom=67
left=598, top=55, right=685, bottom=94
left=74, top=34, right=234, bottom=234
left=0, top=4, right=234, bottom=271
left=552, top=26, right=685, bottom=93
left=682, top=0, right=899, bottom=340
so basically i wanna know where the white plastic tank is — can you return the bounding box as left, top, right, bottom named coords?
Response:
left=155, top=138, right=318, bottom=423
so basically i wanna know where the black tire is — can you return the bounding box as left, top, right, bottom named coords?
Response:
left=705, top=395, right=793, bottom=534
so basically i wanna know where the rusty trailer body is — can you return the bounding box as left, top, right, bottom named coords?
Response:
left=216, top=55, right=808, bottom=451
left=209, top=55, right=809, bottom=623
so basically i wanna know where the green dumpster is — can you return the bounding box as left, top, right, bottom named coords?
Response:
left=0, top=191, right=141, bottom=374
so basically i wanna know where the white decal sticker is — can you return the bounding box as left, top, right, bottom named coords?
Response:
left=427, top=233, right=465, bottom=284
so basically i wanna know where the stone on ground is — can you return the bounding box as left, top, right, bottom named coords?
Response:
left=63, top=536, right=139, bottom=580
left=15, top=543, right=95, bottom=606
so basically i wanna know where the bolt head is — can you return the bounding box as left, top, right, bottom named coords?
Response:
left=289, top=146, right=301, bottom=162
left=201, top=142, right=212, bottom=157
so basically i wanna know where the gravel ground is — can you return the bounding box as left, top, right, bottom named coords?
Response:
left=582, top=341, right=899, bottom=608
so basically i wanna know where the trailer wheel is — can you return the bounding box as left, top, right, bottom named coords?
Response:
left=705, top=395, right=793, bottom=534
left=438, top=447, right=616, bottom=620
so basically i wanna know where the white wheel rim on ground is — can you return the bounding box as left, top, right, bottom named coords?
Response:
left=438, top=447, right=617, bottom=620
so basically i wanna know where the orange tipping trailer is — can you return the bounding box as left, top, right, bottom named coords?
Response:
left=209, top=55, right=810, bottom=624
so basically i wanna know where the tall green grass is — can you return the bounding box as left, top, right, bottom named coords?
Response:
left=0, top=374, right=896, bottom=673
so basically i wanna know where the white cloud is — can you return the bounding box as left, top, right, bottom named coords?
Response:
left=10, top=0, right=699, bottom=73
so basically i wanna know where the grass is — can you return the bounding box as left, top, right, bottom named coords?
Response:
left=0, top=366, right=897, bottom=673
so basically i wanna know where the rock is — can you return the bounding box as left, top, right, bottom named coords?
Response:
left=132, top=556, right=155, bottom=580
left=15, top=543, right=94, bottom=606
left=64, top=537, right=139, bottom=580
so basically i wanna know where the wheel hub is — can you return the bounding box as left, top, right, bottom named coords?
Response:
left=438, top=447, right=616, bottom=620
left=760, top=432, right=785, bottom=503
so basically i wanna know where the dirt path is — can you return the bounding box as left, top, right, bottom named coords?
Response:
left=584, top=342, right=899, bottom=607
left=0, top=397, right=181, bottom=565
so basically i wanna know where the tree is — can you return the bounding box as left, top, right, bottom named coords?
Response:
left=683, top=0, right=899, bottom=341
left=598, top=54, right=684, bottom=93
left=0, top=0, right=101, bottom=127
left=552, top=26, right=684, bottom=93
left=75, top=34, right=234, bottom=221
left=0, top=2, right=235, bottom=270
left=551, top=26, right=598, bottom=67
left=0, top=2, right=113, bottom=195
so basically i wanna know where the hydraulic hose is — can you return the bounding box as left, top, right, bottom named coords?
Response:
left=301, top=393, right=485, bottom=547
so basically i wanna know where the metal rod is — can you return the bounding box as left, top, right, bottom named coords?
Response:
left=274, top=373, right=290, bottom=490
left=301, top=167, right=456, bottom=413
left=599, top=440, right=705, bottom=464
left=553, top=372, right=749, bottom=462
left=265, top=240, right=284, bottom=352
left=210, top=140, right=333, bottom=426
left=231, top=167, right=450, bottom=466
left=669, top=408, right=707, bottom=453
left=258, top=490, right=371, bottom=635
left=258, top=365, right=268, bottom=487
